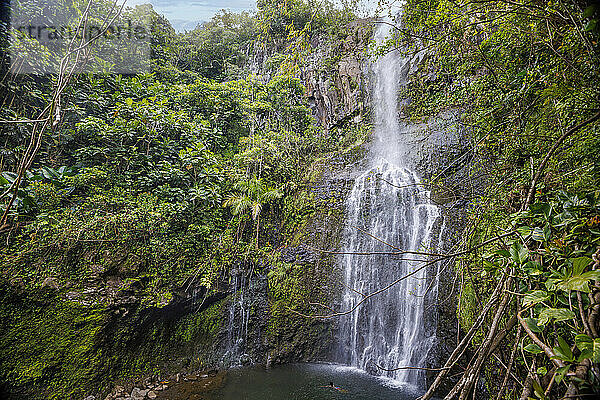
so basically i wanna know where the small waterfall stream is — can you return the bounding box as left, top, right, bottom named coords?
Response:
left=337, top=20, right=440, bottom=387
left=222, top=273, right=251, bottom=366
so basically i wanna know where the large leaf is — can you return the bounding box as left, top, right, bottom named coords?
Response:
left=572, top=257, right=592, bottom=276
left=582, top=270, right=600, bottom=280
left=557, top=275, right=595, bottom=293
left=555, top=365, right=570, bottom=384
left=584, top=5, right=596, bottom=18
left=530, top=202, right=551, bottom=218
left=532, top=379, right=546, bottom=400
left=523, top=261, right=543, bottom=276
left=495, top=249, right=510, bottom=258
left=525, top=318, right=544, bottom=333
left=537, top=308, right=576, bottom=325
left=555, top=336, right=573, bottom=361
left=524, top=343, right=543, bottom=354
left=509, top=242, right=528, bottom=265
left=517, top=226, right=532, bottom=237
left=523, top=290, right=550, bottom=306
left=41, top=166, right=59, bottom=180
left=1, top=171, right=18, bottom=183
left=575, top=334, right=600, bottom=363
left=557, top=258, right=597, bottom=293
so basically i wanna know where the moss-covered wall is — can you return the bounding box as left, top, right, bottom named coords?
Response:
left=0, top=282, right=229, bottom=400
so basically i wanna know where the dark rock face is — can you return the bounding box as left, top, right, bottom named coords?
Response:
left=303, top=21, right=370, bottom=130
left=280, top=245, right=319, bottom=265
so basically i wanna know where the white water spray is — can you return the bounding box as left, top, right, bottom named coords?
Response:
left=337, top=20, right=440, bottom=387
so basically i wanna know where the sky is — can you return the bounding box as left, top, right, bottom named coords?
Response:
left=125, top=0, right=257, bottom=32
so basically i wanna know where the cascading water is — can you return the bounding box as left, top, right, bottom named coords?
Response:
left=337, top=20, right=440, bottom=387
left=222, top=273, right=251, bottom=366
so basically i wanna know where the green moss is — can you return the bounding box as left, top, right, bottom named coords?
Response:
left=174, top=300, right=225, bottom=343
left=0, top=280, right=230, bottom=400
left=0, top=286, right=108, bottom=399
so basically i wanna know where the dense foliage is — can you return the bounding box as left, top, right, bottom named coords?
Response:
left=0, top=0, right=363, bottom=398
left=397, top=0, right=600, bottom=398
left=2, top=0, right=598, bottom=399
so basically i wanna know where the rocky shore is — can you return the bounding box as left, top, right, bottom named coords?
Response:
left=91, top=370, right=226, bottom=400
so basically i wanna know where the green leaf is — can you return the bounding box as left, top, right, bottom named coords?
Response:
left=537, top=308, right=576, bottom=325
left=585, top=19, right=597, bottom=32
left=555, top=365, right=570, bottom=384
left=575, top=334, right=600, bottom=363
left=572, top=257, right=592, bottom=276
left=510, top=242, right=528, bottom=265
left=41, top=166, right=59, bottom=180
left=557, top=276, right=591, bottom=293
left=523, top=290, right=550, bottom=306
left=577, top=349, right=593, bottom=362
left=524, top=343, right=543, bottom=354
left=581, top=270, right=600, bottom=281
left=552, top=347, right=573, bottom=362
left=2, top=172, right=17, bottom=183
left=543, top=225, right=551, bottom=240
left=557, top=336, right=573, bottom=360
left=495, top=249, right=510, bottom=258
left=530, top=202, right=551, bottom=218
left=523, top=261, right=543, bottom=275
left=532, top=227, right=545, bottom=241
left=532, top=225, right=551, bottom=241
left=525, top=318, right=544, bottom=333
left=536, top=366, right=547, bottom=376
left=532, top=379, right=546, bottom=399
left=575, top=333, right=593, bottom=349
left=558, top=259, right=598, bottom=292
left=544, top=278, right=561, bottom=291
left=590, top=338, right=600, bottom=364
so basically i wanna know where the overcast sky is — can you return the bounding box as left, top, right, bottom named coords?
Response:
left=126, top=0, right=257, bottom=31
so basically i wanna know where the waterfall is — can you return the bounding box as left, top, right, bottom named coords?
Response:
left=337, top=19, right=440, bottom=387
left=223, top=272, right=251, bottom=366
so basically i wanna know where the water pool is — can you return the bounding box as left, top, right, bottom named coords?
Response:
left=159, top=363, right=427, bottom=400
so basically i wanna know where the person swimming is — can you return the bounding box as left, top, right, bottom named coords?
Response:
left=321, top=382, right=347, bottom=393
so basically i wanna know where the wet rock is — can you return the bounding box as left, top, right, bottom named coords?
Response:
left=130, top=387, right=146, bottom=400
left=114, top=385, right=125, bottom=394
left=280, top=245, right=318, bottom=265
left=300, top=19, right=371, bottom=130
